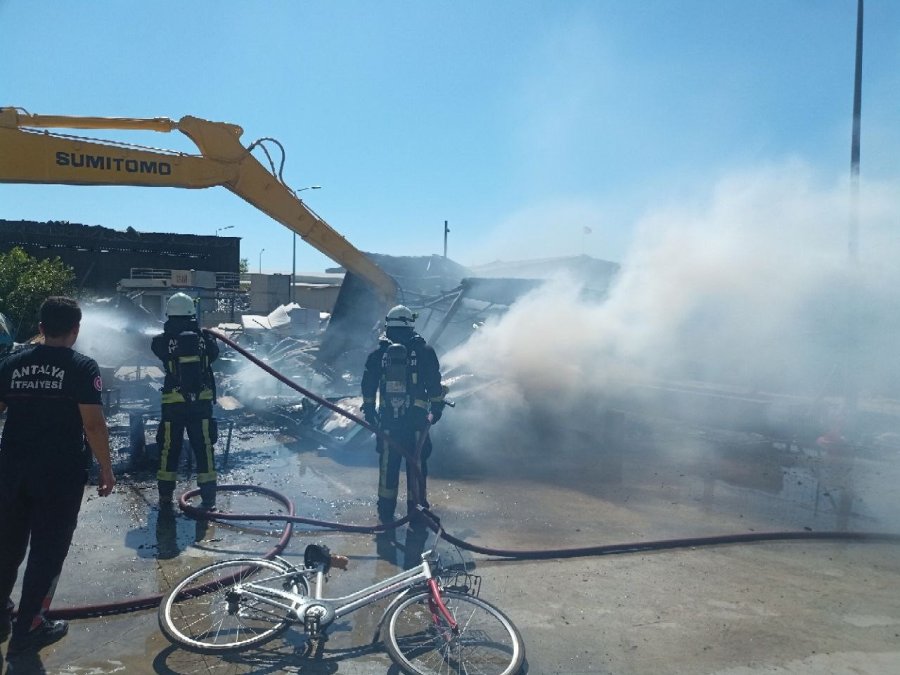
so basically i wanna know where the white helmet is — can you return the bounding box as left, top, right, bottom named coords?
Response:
left=385, top=304, right=415, bottom=329
left=166, top=292, right=196, bottom=317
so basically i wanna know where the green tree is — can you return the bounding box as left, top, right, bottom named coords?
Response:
left=239, top=257, right=249, bottom=275
left=0, top=247, right=76, bottom=340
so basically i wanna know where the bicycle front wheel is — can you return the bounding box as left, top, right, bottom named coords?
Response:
left=385, top=589, right=525, bottom=675
left=159, top=558, right=308, bottom=653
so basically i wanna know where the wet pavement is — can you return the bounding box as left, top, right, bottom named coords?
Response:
left=3, top=413, right=900, bottom=674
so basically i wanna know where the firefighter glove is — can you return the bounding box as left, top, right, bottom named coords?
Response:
left=362, top=403, right=379, bottom=428
left=430, top=402, right=445, bottom=424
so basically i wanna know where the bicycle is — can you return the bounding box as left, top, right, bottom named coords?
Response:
left=158, top=540, right=525, bottom=675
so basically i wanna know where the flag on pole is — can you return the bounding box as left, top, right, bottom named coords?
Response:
left=583, top=226, right=592, bottom=235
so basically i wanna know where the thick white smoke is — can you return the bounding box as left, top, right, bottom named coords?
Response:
left=441, top=163, right=900, bottom=458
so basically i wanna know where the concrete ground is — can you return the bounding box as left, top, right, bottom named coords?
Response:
left=2, top=413, right=900, bottom=674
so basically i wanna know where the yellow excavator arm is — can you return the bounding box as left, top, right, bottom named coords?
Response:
left=0, top=107, right=398, bottom=304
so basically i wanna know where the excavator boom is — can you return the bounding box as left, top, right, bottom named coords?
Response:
left=0, top=107, right=398, bottom=304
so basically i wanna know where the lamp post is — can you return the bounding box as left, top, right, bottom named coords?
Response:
left=844, top=0, right=864, bottom=429
left=216, top=225, right=234, bottom=236
left=258, top=248, right=265, bottom=274
left=293, top=185, right=322, bottom=302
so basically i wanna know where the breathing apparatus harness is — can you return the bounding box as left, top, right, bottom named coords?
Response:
left=378, top=334, right=426, bottom=428
left=161, top=319, right=216, bottom=405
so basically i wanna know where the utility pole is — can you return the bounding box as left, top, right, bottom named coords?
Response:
left=293, top=186, right=321, bottom=304
left=849, top=0, right=863, bottom=265
left=443, top=220, right=450, bottom=259
left=845, top=0, right=864, bottom=430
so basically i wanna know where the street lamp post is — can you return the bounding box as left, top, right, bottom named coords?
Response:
left=258, top=248, right=265, bottom=274
left=216, top=225, right=234, bottom=236
left=293, top=185, right=322, bottom=302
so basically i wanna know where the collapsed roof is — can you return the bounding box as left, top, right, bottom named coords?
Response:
left=315, top=253, right=620, bottom=377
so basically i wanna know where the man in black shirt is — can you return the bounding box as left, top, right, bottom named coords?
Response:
left=0, top=297, right=115, bottom=658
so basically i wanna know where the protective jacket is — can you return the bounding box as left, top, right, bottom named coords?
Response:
left=361, top=331, right=443, bottom=428
left=151, top=317, right=219, bottom=405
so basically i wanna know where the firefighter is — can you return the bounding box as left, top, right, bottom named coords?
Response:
left=152, top=293, right=220, bottom=509
left=361, top=305, right=445, bottom=524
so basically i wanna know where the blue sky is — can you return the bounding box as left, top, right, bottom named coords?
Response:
left=1, top=1, right=897, bottom=274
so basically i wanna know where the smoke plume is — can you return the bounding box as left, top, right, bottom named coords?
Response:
left=442, top=163, right=900, bottom=459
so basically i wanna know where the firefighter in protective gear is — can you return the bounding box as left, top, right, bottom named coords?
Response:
left=361, top=305, right=445, bottom=523
left=152, top=293, right=220, bottom=509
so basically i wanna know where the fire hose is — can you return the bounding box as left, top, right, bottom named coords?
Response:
left=37, top=328, right=900, bottom=619
left=201, top=329, right=900, bottom=553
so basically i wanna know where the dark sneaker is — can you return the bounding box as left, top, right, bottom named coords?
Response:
left=199, top=502, right=217, bottom=512
left=6, top=619, right=68, bottom=656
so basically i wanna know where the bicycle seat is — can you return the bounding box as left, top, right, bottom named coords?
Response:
left=304, top=543, right=349, bottom=572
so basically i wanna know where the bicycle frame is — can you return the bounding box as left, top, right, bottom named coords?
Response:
left=233, top=551, right=459, bottom=637
left=159, top=543, right=524, bottom=675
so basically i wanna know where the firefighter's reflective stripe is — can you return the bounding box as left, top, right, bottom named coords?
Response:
left=363, top=396, right=376, bottom=404
left=413, top=399, right=428, bottom=409
left=166, top=356, right=206, bottom=371
left=378, top=431, right=426, bottom=502
left=197, top=418, right=217, bottom=483
left=157, top=415, right=217, bottom=482
left=378, top=442, right=397, bottom=499
left=406, top=430, right=424, bottom=503
left=162, top=390, right=213, bottom=404
left=157, top=420, right=177, bottom=482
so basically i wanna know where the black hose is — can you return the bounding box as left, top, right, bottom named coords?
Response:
left=203, top=327, right=900, bottom=559
left=189, top=488, right=900, bottom=562
left=40, top=332, right=900, bottom=620
left=45, top=485, right=295, bottom=620
left=44, top=481, right=900, bottom=619
left=205, top=327, right=430, bottom=517
left=415, top=506, right=900, bottom=560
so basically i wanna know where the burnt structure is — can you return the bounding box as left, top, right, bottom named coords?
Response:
left=0, top=220, right=240, bottom=292
left=316, top=254, right=469, bottom=378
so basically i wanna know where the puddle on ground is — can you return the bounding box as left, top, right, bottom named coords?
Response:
left=11, top=413, right=900, bottom=674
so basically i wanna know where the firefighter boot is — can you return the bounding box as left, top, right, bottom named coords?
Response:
left=158, top=480, right=175, bottom=505
left=407, top=499, right=429, bottom=527
left=199, top=482, right=217, bottom=511
left=377, top=497, right=396, bottom=524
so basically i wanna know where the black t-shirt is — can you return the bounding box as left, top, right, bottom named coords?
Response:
left=0, top=344, right=103, bottom=473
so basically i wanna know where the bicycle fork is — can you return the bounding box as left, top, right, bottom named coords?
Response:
left=427, top=578, right=460, bottom=638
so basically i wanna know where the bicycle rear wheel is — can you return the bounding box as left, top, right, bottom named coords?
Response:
left=385, top=589, right=524, bottom=675
left=159, top=557, right=308, bottom=653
